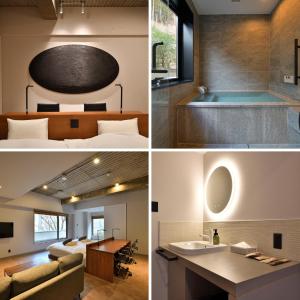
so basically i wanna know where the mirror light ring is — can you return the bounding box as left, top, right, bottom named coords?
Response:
left=204, top=159, right=239, bottom=220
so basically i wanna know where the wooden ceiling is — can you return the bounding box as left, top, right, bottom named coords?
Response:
left=0, top=0, right=148, bottom=7
left=33, top=152, right=148, bottom=203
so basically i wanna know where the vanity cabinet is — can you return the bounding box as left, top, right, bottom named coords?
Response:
left=168, top=260, right=228, bottom=300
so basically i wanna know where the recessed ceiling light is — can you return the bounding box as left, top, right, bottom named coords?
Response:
left=115, top=183, right=119, bottom=187
left=43, top=185, right=48, bottom=190
left=93, top=158, right=100, bottom=165
left=61, top=176, right=67, bottom=181
left=106, top=172, right=111, bottom=177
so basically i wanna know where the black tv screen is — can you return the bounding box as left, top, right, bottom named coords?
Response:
left=0, top=222, right=14, bottom=238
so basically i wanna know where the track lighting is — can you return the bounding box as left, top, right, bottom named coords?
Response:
left=59, top=0, right=64, bottom=15
left=81, top=0, right=85, bottom=14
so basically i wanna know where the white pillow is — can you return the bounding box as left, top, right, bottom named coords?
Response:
left=97, top=118, right=139, bottom=135
left=7, top=118, right=48, bottom=140
left=60, top=104, right=84, bottom=112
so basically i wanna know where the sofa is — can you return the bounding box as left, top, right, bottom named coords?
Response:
left=0, top=253, right=84, bottom=300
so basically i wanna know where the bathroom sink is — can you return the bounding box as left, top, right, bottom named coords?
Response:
left=168, top=241, right=227, bottom=255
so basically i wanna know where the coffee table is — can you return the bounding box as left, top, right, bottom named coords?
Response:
left=4, top=261, right=39, bottom=277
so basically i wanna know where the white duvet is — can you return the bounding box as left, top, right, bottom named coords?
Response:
left=0, top=133, right=148, bottom=149
left=47, top=240, right=96, bottom=265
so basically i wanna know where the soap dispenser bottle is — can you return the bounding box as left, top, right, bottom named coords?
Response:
left=213, top=229, right=220, bottom=245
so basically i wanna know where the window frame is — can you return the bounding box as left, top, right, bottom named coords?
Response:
left=34, top=210, right=68, bottom=243
left=91, top=215, right=104, bottom=238
left=152, top=0, right=194, bottom=89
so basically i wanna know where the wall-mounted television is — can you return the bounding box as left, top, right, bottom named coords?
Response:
left=0, top=222, right=14, bottom=238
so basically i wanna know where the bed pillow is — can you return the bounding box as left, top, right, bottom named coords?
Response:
left=84, top=103, right=107, bottom=112
left=60, top=104, right=84, bottom=112
left=97, top=118, right=139, bottom=135
left=78, top=236, right=87, bottom=241
left=7, top=118, right=48, bottom=140
left=37, top=103, right=59, bottom=112
left=66, top=241, right=77, bottom=246
left=62, top=238, right=73, bottom=245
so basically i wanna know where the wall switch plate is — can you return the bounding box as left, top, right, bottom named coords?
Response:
left=152, top=201, right=158, bottom=212
left=273, top=233, right=282, bottom=249
left=283, top=75, right=295, bottom=84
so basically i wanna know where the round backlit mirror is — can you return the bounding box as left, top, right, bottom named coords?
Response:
left=206, top=166, right=233, bottom=214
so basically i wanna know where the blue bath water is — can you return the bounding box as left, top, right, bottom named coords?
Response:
left=192, top=92, right=285, bottom=103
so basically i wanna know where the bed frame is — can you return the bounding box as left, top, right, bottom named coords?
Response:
left=0, top=111, right=148, bottom=140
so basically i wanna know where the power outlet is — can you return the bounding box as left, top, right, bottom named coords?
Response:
left=283, top=75, right=295, bottom=84
left=273, top=233, right=282, bottom=249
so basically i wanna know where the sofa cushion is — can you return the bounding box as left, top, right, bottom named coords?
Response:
left=58, top=253, right=83, bottom=274
left=0, top=276, right=12, bottom=300
left=11, top=261, right=59, bottom=297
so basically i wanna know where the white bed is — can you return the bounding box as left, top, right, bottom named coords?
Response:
left=47, top=240, right=96, bottom=265
left=0, top=133, right=148, bottom=149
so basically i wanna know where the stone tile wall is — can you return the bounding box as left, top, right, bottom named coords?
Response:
left=270, top=0, right=300, bottom=100
left=200, top=15, right=270, bottom=91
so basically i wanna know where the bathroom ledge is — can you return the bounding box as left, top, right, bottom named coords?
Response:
left=160, top=246, right=300, bottom=297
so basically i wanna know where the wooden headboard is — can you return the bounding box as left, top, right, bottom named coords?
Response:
left=0, top=112, right=148, bottom=140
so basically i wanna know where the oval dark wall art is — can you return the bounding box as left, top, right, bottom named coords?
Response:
left=29, top=45, right=119, bottom=94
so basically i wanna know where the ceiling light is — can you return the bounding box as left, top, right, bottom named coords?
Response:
left=61, top=176, right=67, bottom=181
left=93, top=158, right=100, bottom=165
left=59, top=0, right=64, bottom=15
left=106, top=172, right=111, bottom=177
left=43, top=185, right=48, bottom=190
left=71, top=196, right=79, bottom=202
left=115, top=183, right=120, bottom=187
left=81, top=0, right=85, bottom=14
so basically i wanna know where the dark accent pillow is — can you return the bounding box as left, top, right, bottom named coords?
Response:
left=37, top=103, right=59, bottom=112
left=78, top=236, right=87, bottom=241
left=62, top=238, right=72, bottom=245
left=84, top=103, right=107, bottom=112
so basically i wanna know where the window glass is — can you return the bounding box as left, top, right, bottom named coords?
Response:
left=34, top=212, right=68, bottom=242
left=152, top=0, right=178, bottom=79
left=92, top=217, right=104, bottom=240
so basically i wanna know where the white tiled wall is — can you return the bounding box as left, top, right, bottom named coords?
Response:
left=204, top=220, right=300, bottom=261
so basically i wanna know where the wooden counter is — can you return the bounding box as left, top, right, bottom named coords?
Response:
left=86, top=237, right=130, bottom=282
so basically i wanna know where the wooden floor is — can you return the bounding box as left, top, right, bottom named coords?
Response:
left=0, top=251, right=148, bottom=300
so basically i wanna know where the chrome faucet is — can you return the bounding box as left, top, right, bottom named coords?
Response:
left=200, top=229, right=213, bottom=244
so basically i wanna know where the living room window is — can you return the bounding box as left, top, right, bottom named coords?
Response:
left=92, top=216, right=104, bottom=240
left=34, top=210, right=68, bottom=242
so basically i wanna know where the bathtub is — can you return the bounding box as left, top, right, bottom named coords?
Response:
left=176, top=91, right=300, bottom=148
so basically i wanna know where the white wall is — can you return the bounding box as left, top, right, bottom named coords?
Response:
left=103, top=204, right=127, bottom=240
left=73, top=189, right=148, bottom=255
left=0, top=7, right=148, bottom=113
left=152, top=152, right=204, bottom=300
left=0, top=192, right=63, bottom=258
left=73, top=211, right=87, bottom=239
left=204, top=152, right=300, bottom=221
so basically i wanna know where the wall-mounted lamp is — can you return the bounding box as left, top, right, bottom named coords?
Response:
left=115, top=83, right=123, bottom=114
left=25, top=85, right=34, bottom=115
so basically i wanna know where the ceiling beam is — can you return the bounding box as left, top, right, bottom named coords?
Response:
left=36, top=0, right=57, bottom=20
left=61, top=176, right=148, bottom=205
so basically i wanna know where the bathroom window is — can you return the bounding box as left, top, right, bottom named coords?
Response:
left=152, top=0, right=194, bottom=88
left=152, top=0, right=178, bottom=79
